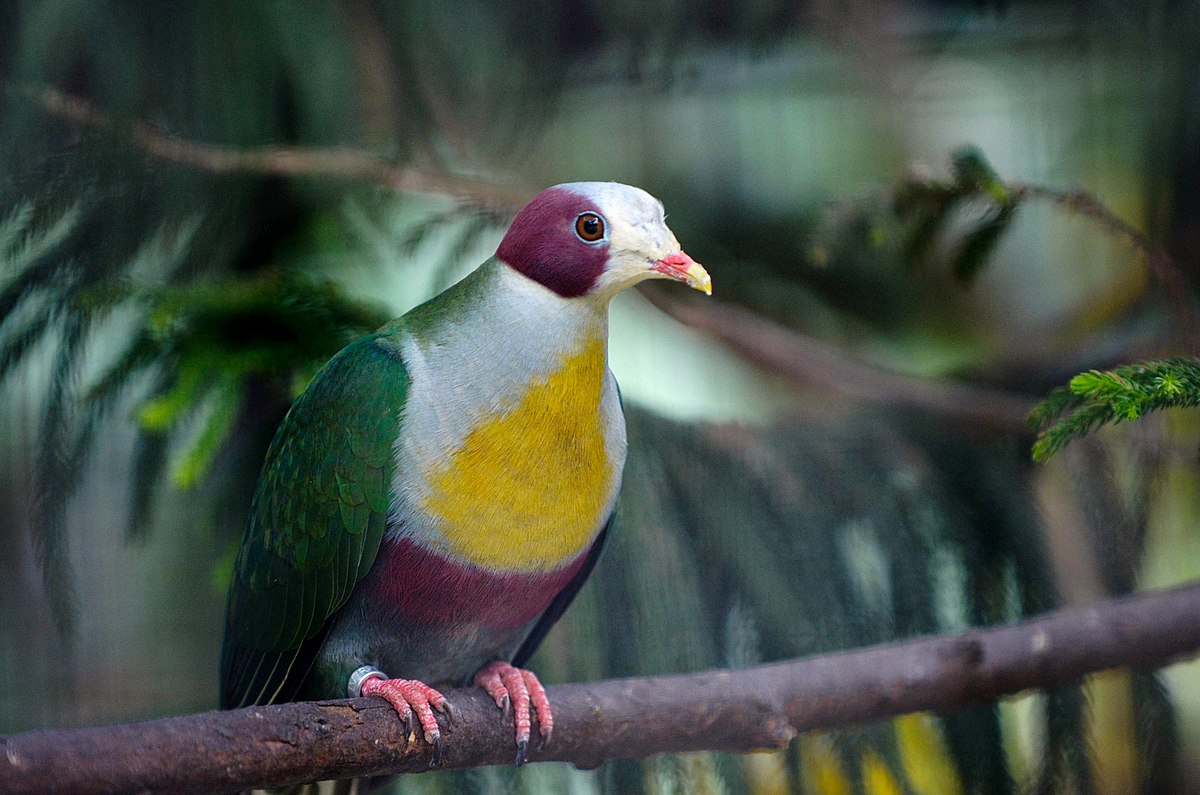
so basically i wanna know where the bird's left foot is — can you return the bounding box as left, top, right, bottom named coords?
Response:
left=473, top=660, right=552, bottom=765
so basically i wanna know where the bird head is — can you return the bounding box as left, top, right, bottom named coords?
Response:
left=496, top=182, right=711, bottom=303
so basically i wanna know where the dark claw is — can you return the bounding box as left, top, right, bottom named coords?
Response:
left=515, top=738, right=528, bottom=767
left=536, top=728, right=552, bottom=752
left=500, top=695, right=511, bottom=721
left=401, top=709, right=414, bottom=741
left=442, top=699, right=460, bottom=727
left=429, top=733, right=445, bottom=767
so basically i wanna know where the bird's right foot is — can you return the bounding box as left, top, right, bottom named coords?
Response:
left=351, top=666, right=455, bottom=765
left=473, top=660, right=553, bottom=766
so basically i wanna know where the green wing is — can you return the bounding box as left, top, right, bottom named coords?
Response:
left=220, top=333, right=407, bottom=709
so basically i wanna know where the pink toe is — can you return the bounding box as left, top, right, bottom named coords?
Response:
left=474, top=661, right=554, bottom=753
left=361, top=677, right=448, bottom=744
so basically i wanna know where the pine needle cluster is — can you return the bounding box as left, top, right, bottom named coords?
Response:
left=1029, top=358, right=1200, bottom=461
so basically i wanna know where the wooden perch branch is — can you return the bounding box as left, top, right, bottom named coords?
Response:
left=4, top=581, right=1200, bottom=795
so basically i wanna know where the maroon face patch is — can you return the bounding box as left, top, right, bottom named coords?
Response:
left=496, top=187, right=610, bottom=298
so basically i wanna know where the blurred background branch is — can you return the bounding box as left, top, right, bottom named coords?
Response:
left=19, top=84, right=533, bottom=211
left=642, top=284, right=1038, bottom=430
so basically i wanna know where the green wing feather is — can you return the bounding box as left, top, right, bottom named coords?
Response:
left=220, top=333, right=408, bottom=709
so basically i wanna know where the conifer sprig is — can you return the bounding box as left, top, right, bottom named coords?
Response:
left=1030, top=358, right=1200, bottom=461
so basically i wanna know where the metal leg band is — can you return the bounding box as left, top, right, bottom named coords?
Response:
left=348, top=665, right=387, bottom=698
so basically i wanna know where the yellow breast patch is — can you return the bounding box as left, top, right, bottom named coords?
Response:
left=422, top=337, right=616, bottom=571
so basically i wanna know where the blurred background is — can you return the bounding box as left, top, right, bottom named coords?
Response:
left=2, top=1, right=1199, bottom=792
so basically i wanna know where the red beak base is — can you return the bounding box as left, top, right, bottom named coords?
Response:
left=651, top=251, right=712, bottom=295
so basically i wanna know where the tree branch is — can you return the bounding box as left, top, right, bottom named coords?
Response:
left=4, top=581, right=1200, bottom=794
left=1010, top=181, right=1200, bottom=352
left=16, top=84, right=532, bottom=212
left=642, top=287, right=1039, bottom=431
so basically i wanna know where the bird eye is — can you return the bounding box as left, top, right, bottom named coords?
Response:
left=575, top=212, right=606, bottom=243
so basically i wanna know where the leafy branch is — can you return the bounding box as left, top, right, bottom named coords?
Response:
left=1, top=198, right=389, bottom=628
left=806, top=148, right=1200, bottom=458
left=83, top=271, right=390, bottom=491
left=822, top=146, right=1197, bottom=347
left=1029, top=357, right=1200, bottom=461
left=891, top=146, right=1021, bottom=283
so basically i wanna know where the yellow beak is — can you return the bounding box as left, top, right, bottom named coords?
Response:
left=652, top=251, right=712, bottom=295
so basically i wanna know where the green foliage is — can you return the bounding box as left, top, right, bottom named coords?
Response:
left=806, top=145, right=1021, bottom=308
left=894, top=145, right=1021, bottom=283
left=91, top=270, right=390, bottom=487
left=1029, top=358, right=1200, bottom=461
left=0, top=192, right=389, bottom=630
left=812, top=146, right=1191, bottom=469
left=742, top=145, right=1028, bottom=351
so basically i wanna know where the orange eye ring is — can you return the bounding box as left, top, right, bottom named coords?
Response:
left=575, top=212, right=606, bottom=243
